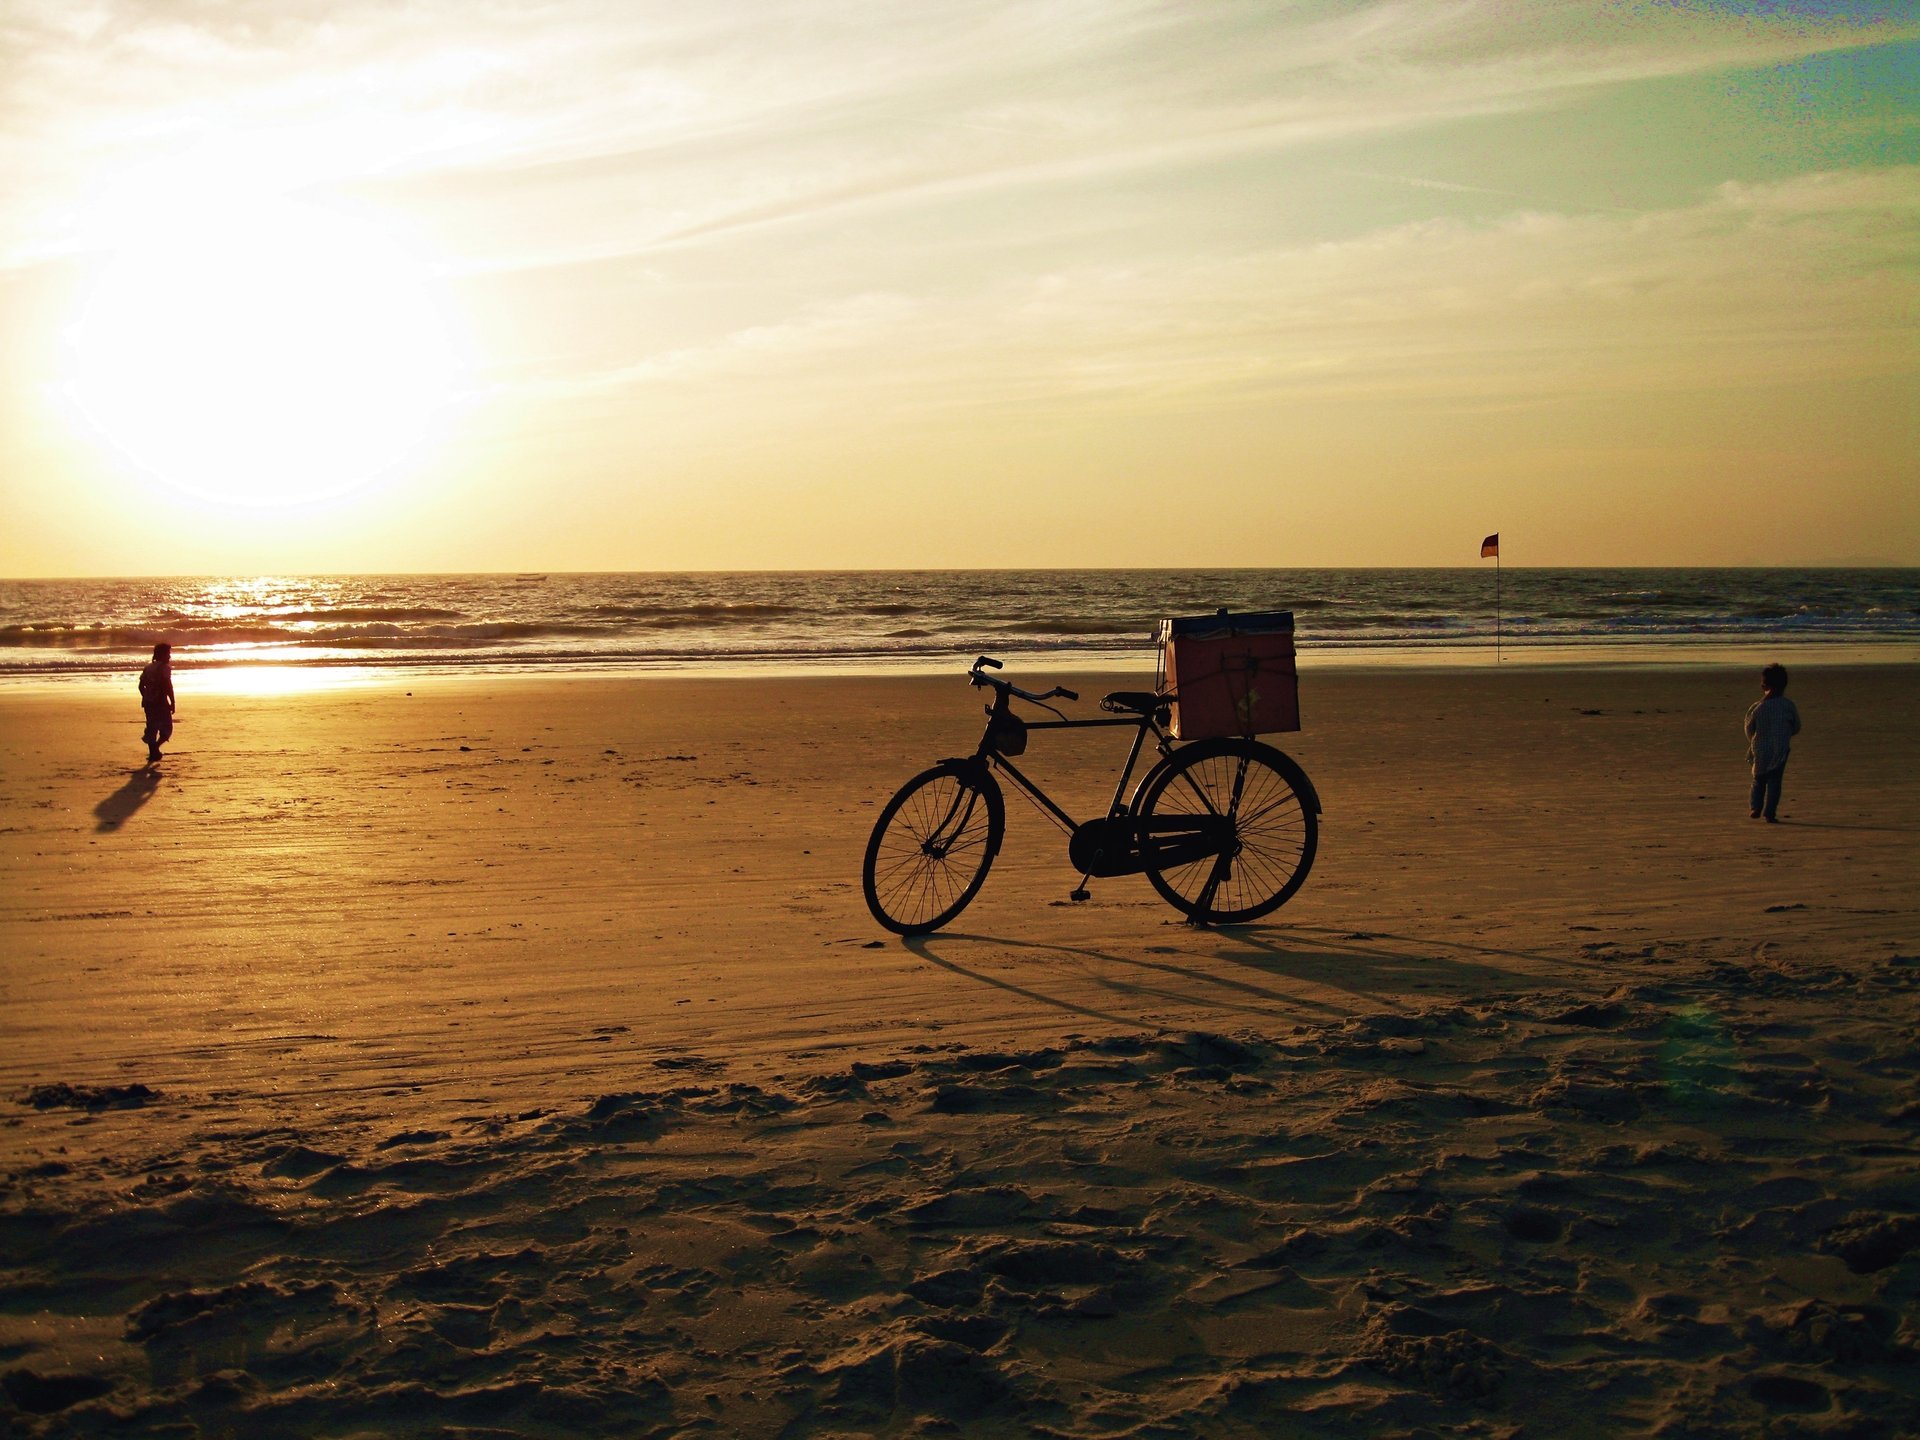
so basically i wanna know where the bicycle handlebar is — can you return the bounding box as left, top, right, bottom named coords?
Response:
left=1016, top=683, right=1078, bottom=703
left=968, top=656, right=1077, bottom=705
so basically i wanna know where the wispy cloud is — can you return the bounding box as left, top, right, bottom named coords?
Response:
left=4, top=0, right=1913, bottom=267
left=514, top=165, right=1918, bottom=422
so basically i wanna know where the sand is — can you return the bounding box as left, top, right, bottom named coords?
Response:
left=2, top=662, right=1918, bottom=1437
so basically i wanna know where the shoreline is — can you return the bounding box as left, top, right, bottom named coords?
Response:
left=2, top=636, right=1915, bottom=694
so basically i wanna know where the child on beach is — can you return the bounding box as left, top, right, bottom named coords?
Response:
left=1744, top=662, right=1799, bottom=823
left=139, top=643, right=175, bottom=764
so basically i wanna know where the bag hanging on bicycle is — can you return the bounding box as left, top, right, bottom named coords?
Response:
left=985, top=710, right=1028, bottom=756
left=1156, top=609, right=1299, bottom=740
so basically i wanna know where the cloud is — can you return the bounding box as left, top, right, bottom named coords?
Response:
left=516, top=165, right=1918, bottom=421
left=7, top=1, right=1914, bottom=464
left=3, top=0, right=1913, bottom=267
left=388, top=0, right=1919, bottom=272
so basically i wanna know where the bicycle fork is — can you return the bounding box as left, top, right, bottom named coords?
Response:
left=925, top=785, right=981, bottom=859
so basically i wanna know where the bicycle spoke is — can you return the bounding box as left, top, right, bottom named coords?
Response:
left=1138, top=741, right=1317, bottom=924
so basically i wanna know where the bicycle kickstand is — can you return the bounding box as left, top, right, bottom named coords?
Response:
left=1187, top=859, right=1227, bottom=926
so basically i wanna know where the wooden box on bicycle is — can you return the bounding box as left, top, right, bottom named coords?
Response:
left=1156, top=610, right=1299, bottom=740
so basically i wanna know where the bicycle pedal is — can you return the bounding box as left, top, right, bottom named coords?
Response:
left=1069, top=887, right=1090, bottom=902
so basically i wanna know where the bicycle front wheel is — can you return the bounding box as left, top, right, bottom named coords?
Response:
left=1134, top=739, right=1317, bottom=924
left=863, top=762, right=1005, bottom=935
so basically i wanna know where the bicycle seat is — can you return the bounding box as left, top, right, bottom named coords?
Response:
left=1100, top=690, right=1168, bottom=716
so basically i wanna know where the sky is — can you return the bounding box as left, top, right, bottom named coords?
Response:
left=1, top=0, right=1916, bottom=575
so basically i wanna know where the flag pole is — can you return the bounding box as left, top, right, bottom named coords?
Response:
left=1480, top=532, right=1501, bottom=663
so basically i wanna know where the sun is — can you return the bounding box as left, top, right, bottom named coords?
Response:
left=64, top=193, right=460, bottom=508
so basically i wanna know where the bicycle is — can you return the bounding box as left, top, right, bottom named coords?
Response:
left=862, top=655, right=1320, bottom=935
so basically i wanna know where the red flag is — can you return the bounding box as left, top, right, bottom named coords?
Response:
left=1480, top=533, right=1499, bottom=558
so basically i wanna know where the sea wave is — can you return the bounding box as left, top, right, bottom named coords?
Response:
left=153, top=605, right=470, bottom=623
left=0, top=620, right=596, bottom=650
left=989, top=617, right=1155, bottom=636
left=1, top=568, right=1912, bottom=677
left=579, top=602, right=806, bottom=621
left=276, top=606, right=470, bottom=623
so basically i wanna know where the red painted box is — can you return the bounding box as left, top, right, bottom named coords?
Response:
left=1156, top=610, right=1299, bottom=740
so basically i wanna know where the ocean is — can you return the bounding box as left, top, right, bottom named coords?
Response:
left=0, top=569, right=1914, bottom=679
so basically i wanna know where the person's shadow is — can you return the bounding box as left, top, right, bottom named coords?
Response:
left=95, top=767, right=162, bottom=832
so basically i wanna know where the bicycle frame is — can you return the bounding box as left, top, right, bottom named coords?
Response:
left=974, top=702, right=1167, bottom=835
left=958, top=686, right=1250, bottom=886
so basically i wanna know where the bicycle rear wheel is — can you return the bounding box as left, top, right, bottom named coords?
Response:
left=1134, top=738, right=1317, bottom=924
left=863, top=762, right=1004, bottom=935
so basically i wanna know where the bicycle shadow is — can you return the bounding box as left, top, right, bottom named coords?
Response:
left=904, top=935, right=1137, bottom=1027
left=906, top=915, right=1635, bottom=1031
left=905, top=929, right=1357, bottom=1027
left=94, top=766, right=162, bottom=832
left=1211, top=923, right=1623, bottom=1002
left=1279, top=922, right=1640, bottom=975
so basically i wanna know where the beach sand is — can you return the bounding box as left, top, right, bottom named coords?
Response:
left=3, top=664, right=1918, bottom=1436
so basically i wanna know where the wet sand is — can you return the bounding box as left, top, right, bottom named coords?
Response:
left=3, top=664, right=1917, bottom=1436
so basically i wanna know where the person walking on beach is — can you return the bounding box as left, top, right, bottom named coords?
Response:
left=1745, top=662, right=1799, bottom=823
left=139, top=643, right=175, bottom=764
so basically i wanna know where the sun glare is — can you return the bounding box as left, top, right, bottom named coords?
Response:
left=64, top=194, right=460, bottom=508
